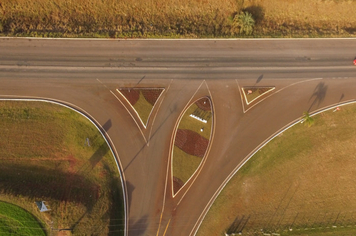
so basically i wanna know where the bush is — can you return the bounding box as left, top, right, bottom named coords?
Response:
left=233, top=11, right=255, bottom=35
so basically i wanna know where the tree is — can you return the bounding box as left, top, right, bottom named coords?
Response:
left=233, top=11, right=255, bottom=35
left=302, top=111, right=314, bottom=127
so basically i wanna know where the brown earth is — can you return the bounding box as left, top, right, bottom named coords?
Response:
left=195, top=97, right=211, bottom=111
left=142, top=89, right=164, bottom=106
left=118, top=89, right=140, bottom=106
left=174, top=129, right=209, bottom=158
left=173, top=176, right=184, bottom=194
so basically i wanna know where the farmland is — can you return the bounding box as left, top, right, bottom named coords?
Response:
left=0, top=0, right=355, bottom=38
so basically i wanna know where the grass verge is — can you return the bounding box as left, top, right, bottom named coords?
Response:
left=0, top=101, right=124, bottom=236
left=198, top=103, right=356, bottom=236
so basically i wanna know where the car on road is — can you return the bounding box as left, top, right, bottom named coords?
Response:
left=354, top=59, right=356, bottom=65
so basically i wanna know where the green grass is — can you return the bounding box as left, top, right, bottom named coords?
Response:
left=243, top=87, right=274, bottom=104
left=177, top=104, right=212, bottom=140
left=198, top=103, right=356, bottom=236
left=0, top=101, right=124, bottom=236
left=0, top=201, right=46, bottom=236
left=173, top=146, right=203, bottom=183
left=133, top=91, right=153, bottom=127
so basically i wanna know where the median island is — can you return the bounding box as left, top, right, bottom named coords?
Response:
left=172, top=97, right=213, bottom=195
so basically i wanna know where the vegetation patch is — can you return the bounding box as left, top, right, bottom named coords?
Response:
left=198, top=103, right=356, bottom=236
left=172, top=97, right=213, bottom=194
left=0, top=201, right=46, bottom=236
left=242, top=86, right=275, bottom=104
left=0, top=0, right=356, bottom=38
left=117, top=88, right=164, bottom=127
left=0, top=101, right=124, bottom=236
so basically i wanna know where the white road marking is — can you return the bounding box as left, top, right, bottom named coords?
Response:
left=110, top=90, right=147, bottom=143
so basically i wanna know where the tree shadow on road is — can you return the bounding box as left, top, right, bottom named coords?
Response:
left=129, top=215, right=148, bottom=236
left=308, top=82, right=328, bottom=112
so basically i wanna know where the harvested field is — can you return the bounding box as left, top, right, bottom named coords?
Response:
left=198, top=103, right=356, bottom=236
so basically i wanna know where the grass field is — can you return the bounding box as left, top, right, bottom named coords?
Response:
left=0, top=201, right=46, bottom=235
left=198, top=103, right=356, bottom=236
left=1, top=0, right=355, bottom=38
left=0, top=101, right=124, bottom=236
left=133, top=91, right=153, bottom=127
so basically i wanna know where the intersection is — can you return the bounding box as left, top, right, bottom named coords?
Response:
left=0, top=38, right=356, bottom=235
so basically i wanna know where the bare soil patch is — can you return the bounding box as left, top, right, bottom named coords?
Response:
left=118, top=89, right=140, bottom=106
left=175, top=129, right=209, bottom=158
left=142, top=88, right=164, bottom=106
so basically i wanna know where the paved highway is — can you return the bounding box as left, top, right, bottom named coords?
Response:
left=0, top=38, right=356, bottom=236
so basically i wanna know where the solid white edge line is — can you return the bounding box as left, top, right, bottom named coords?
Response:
left=190, top=99, right=356, bottom=236
left=0, top=97, right=128, bottom=236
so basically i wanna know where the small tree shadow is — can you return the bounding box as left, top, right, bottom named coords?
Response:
left=256, top=74, right=263, bottom=84
left=102, top=119, right=112, bottom=133
left=308, top=82, right=328, bottom=112
left=130, top=215, right=148, bottom=236
left=244, top=5, right=265, bottom=24
left=126, top=181, right=135, bottom=210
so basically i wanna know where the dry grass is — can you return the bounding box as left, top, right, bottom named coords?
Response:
left=0, top=101, right=124, bottom=236
left=1, top=0, right=355, bottom=37
left=198, top=103, right=356, bottom=235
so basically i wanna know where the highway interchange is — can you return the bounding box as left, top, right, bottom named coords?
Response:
left=1, top=38, right=356, bottom=236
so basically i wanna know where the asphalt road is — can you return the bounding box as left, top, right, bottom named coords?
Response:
left=0, top=38, right=356, bottom=236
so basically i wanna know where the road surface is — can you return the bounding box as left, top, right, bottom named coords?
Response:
left=0, top=38, right=356, bottom=236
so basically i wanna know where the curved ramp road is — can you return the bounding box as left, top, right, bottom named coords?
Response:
left=0, top=38, right=356, bottom=236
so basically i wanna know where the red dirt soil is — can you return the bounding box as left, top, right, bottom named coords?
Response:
left=195, top=97, right=211, bottom=111
left=173, top=176, right=184, bottom=194
left=142, top=89, right=163, bottom=106
left=175, top=129, right=209, bottom=158
left=118, top=89, right=140, bottom=106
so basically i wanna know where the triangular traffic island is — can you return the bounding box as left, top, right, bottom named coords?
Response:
left=172, top=97, right=213, bottom=196
left=242, top=86, right=275, bottom=105
left=117, top=88, right=164, bottom=128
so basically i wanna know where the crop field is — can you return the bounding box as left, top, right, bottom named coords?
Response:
left=0, top=0, right=355, bottom=37
left=198, top=103, right=356, bottom=235
left=0, top=101, right=124, bottom=236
